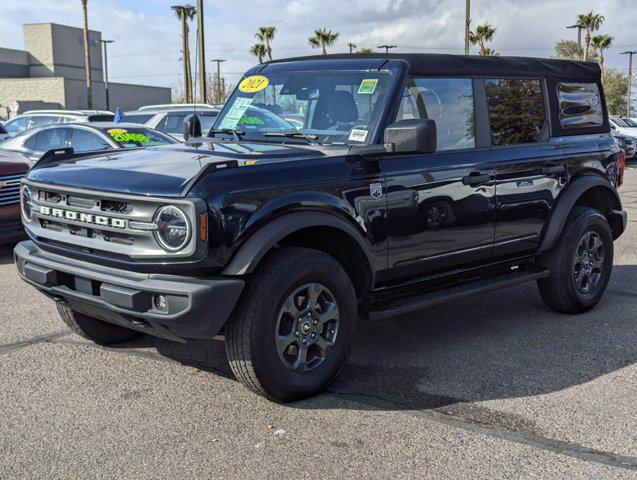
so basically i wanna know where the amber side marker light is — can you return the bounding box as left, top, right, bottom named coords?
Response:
left=200, top=212, right=208, bottom=241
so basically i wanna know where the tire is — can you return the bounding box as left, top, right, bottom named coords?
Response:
left=225, top=247, right=358, bottom=402
left=56, top=302, right=143, bottom=345
left=537, top=207, right=614, bottom=314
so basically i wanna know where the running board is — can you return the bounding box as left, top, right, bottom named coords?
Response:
left=367, top=269, right=550, bottom=321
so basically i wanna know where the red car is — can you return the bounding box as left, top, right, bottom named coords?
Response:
left=0, top=149, right=29, bottom=243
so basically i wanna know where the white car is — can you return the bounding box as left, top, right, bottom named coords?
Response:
left=609, top=116, right=637, bottom=139
left=123, top=105, right=220, bottom=142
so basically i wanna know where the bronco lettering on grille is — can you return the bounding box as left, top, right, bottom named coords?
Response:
left=39, top=205, right=127, bottom=229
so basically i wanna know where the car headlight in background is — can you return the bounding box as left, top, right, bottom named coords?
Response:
left=21, top=185, right=33, bottom=221
left=154, top=205, right=191, bottom=251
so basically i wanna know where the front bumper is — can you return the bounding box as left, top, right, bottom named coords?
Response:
left=14, top=241, right=244, bottom=341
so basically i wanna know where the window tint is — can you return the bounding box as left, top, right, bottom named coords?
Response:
left=485, top=78, right=546, bottom=145
left=556, top=83, right=603, bottom=128
left=34, top=128, right=69, bottom=151
left=165, top=113, right=188, bottom=133
left=397, top=78, right=475, bottom=151
left=71, top=128, right=112, bottom=153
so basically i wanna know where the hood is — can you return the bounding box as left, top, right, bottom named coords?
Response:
left=25, top=142, right=328, bottom=197
left=0, top=149, right=30, bottom=175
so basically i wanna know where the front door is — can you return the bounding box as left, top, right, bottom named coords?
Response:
left=382, top=77, right=495, bottom=281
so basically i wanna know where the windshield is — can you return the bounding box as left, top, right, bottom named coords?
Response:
left=612, top=116, right=629, bottom=127
left=104, top=127, right=178, bottom=148
left=623, top=118, right=637, bottom=127
left=213, top=71, right=393, bottom=145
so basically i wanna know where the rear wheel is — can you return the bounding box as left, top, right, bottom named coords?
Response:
left=225, top=247, right=357, bottom=402
left=537, top=207, right=613, bottom=313
left=56, top=302, right=143, bottom=345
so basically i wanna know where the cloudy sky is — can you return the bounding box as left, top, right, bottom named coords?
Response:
left=0, top=0, right=634, bottom=93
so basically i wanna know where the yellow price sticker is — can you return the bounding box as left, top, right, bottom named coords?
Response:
left=239, top=75, right=269, bottom=93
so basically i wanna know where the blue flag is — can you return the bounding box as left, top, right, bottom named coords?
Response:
left=114, top=107, right=122, bottom=124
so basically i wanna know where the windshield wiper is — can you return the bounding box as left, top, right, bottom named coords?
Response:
left=209, top=128, right=246, bottom=141
left=262, top=131, right=321, bottom=145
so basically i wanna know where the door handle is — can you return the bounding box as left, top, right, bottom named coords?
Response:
left=462, top=172, right=493, bottom=186
left=540, top=164, right=566, bottom=175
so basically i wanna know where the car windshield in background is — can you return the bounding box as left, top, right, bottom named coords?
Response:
left=612, top=116, right=629, bottom=127
left=104, top=127, right=178, bottom=148
left=214, top=71, right=393, bottom=145
left=624, top=118, right=637, bottom=127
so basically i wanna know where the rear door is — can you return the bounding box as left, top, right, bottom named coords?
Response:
left=382, top=77, right=496, bottom=280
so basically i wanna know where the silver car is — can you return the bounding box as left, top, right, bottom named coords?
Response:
left=1, top=110, right=114, bottom=140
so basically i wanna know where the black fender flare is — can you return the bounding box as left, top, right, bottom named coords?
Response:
left=538, top=174, right=623, bottom=252
left=222, top=211, right=376, bottom=284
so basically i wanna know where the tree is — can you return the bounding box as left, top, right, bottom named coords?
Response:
left=173, top=5, right=197, bottom=103
left=602, top=69, right=629, bottom=116
left=468, top=22, right=496, bottom=56
left=591, top=34, right=613, bottom=73
left=554, top=39, right=596, bottom=61
left=81, top=0, right=92, bottom=108
left=358, top=47, right=373, bottom=53
left=250, top=43, right=267, bottom=64
left=255, top=26, right=276, bottom=62
left=347, top=42, right=357, bottom=54
left=206, top=72, right=233, bottom=104
left=308, top=28, right=340, bottom=55
left=482, top=48, right=499, bottom=57
left=576, top=11, right=605, bottom=61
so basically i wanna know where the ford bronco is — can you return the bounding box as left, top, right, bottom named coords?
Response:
left=14, top=54, right=627, bottom=401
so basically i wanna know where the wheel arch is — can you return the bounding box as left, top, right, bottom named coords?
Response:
left=539, top=174, right=624, bottom=253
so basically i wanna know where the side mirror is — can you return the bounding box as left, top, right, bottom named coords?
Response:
left=384, top=119, right=437, bottom=154
left=183, top=114, right=202, bottom=141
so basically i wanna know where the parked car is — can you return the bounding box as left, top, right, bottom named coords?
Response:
left=612, top=132, right=636, bottom=159
left=1, top=110, right=115, bottom=138
left=14, top=54, right=626, bottom=402
left=623, top=117, right=637, bottom=127
left=1, top=122, right=178, bottom=163
left=609, top=115, right=637, bottom=139
left=123, top=105, right=220, bottom=141
left=0, top=149, right=29, bottom=243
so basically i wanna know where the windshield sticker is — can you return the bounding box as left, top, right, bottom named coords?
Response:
left=238, top=115, right=264, bottom=126
left=239, top=75, right=269, bottom=93
left=349, top=129, right=368, bottom=142
left=108, top=130, right=150, bottom=143
left=358, top=79, right=378, bottom=95
left=219, top=97, right=253, bottom=129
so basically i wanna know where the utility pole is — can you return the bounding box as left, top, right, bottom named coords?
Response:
left=211, top=59, right=225, bottom=103
left=567, top=24, right=583, bottom=60
left=464, top=0, right=470, bottom=55
left=100, top=40, right=114, bottom=111
left=196, top=0, right=206, bottom=103
left=622, top=51, right=637, bottom=117
left=172, top=5, right=192, bottom=103
left=81, top=0, right=93, bottom=109
left=377, top=45, right=397, bottom=53
left=348, top=42, right=357, bottom=54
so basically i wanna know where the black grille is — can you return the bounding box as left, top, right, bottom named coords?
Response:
left=0, top=173, right=24, bottom=207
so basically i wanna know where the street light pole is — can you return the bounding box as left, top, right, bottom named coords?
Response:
left=100, top=40, right=114, bottom=111
left=567, top=24, right=583, bottom=60
left=622, top=51, right=637, bottom=117
left=211, top=59, right=225, bottom=103
left=377, top=45, right=397, bottom=53
left=196, top=0, right=207, bottom=103
left=464, top=0, right=471, bottom=55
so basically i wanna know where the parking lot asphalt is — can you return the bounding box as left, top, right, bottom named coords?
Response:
left=1, top=166, right=636, bottom=479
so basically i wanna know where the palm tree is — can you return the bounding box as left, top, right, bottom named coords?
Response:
left=576, top=11, right=605, bottom=61
left=250, top=43, right=267, bottom=64
left=255, top=26, right=276, bottom=62
left=172, top=4, right=197, bottom=103
left=347, top=42, right=357, bottom=54
left=591, top=34, right=613, bottom=72
left=468, top=22, right=496, bottom=56
left=308, top=28, right=340, bottom=55
left=482, top=48, right=499, bottom=57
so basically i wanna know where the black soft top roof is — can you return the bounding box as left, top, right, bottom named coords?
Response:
left=267, top=53, right=601, bottom=81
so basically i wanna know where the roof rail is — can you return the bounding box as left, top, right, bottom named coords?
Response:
left=138, top=103, right=217, bottom=111
left=22, top=109, right=114, bottom=116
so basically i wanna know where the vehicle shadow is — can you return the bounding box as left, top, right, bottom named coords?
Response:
left=116, top=264, right=637, bottom=413
left=0, top=243, right=17, bottom=265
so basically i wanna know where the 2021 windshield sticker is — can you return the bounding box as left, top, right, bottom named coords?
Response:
left=107, top=129, right=149, bottom=143
left=238, top=75, right=269, bottom=93
left=219, top=97, right=253, bottom=129
left=349, top=129, right=368, bottom=142
left=358, top=79, right=378, bottom=95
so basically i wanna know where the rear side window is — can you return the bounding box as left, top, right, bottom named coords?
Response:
left=397, top=78, right=475, bottom=151
left=485, top=78, right=546, bottom=146
left=556, top=83, right=603, bottom=128
left=71, top=128, right=112, bottom=153
left=34, top=128, right=69, bottom=151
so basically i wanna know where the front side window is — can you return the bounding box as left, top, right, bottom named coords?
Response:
left=486, top=78, right=546, bottom=146
left=396, top=77, right=475, bottom=151
left=214, top=71, right=393, bottom=145
left=557, top=83, right=603, bottom=128
left=71, top=128, right=113, bottom=153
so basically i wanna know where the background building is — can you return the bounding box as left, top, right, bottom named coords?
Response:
left=0, top=23, right=171, bottom=118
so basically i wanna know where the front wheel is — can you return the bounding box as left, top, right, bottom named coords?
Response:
left=225, top=247, right=357, bottom=402
left=537, top=207, right=614, bottom=313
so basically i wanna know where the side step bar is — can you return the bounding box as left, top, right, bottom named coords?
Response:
left=367, top=269, right=550, bottom=321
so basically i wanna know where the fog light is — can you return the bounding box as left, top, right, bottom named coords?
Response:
left=154, top=294, right=169, bottom=313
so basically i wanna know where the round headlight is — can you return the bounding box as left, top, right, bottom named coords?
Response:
left=154, top=205, right=191, bottom=252
left=21, top=185, right=33, bottom=221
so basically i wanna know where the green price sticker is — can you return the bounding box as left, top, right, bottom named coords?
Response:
left=108, top=131, right=150, bottom=143
left=358, top=79, right=378, bottom=95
